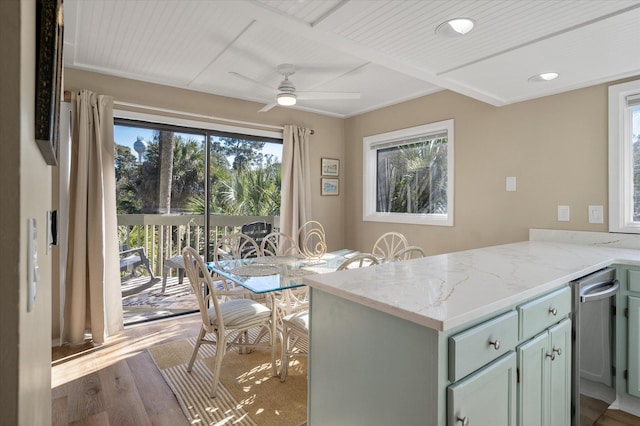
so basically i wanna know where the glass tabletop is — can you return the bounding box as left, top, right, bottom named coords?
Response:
left=206, top=249, right=359, bottom=293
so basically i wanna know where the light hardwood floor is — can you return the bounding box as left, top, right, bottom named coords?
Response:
left=52, top=314, right=640, bottom=425
left=596, top=409, right=640, bottom=425
left=52, top=314, right=201, bottom=426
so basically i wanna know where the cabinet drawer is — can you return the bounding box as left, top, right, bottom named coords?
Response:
left=518, top=286, right=571, bottom=341
left=628, top=270, right=640, bottom=293
left=448, top=311, right=518, bottom=382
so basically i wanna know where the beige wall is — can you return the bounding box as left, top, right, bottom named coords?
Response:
left=344, top=84, right=618, bottom=255
left=1, top=0, right=53, bottom=424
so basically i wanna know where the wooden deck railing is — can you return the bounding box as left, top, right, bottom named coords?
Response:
left=117, top=214, right=279, bottom=276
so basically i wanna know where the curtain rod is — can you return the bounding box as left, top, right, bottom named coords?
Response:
left=63, top=91, right=314, bottom=134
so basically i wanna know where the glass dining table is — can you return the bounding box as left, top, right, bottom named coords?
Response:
left=205, top=248, right=359, bottom=294
left=205, top=249, right=359, bottom=376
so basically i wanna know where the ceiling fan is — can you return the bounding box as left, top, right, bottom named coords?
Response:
left=230, top=64, right=361, bottom=112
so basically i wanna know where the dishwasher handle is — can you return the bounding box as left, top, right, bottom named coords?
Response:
left=580, top=279, right=620, bottom=303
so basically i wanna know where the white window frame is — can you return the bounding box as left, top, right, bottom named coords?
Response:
left=609, top=80, right=640, bottom=233
left=113, top=108, right=283, bottom=140
left=363, top=119, right=454, bottom=226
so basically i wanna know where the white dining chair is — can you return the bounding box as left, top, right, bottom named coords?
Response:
left=280, top=310, right=309, bottom=382
left=393, top=245, right=425, bottom=261
left=337, top=253, right=380, bottom=270
left=260, top=231, right=300, bottom=257
left=212, top=232, right=262, bottom=295
left=182, top=246, right=276, bottom=397
left=372, top=232, right=408, bottom=261
left=298, top=220, right=327, bottom=259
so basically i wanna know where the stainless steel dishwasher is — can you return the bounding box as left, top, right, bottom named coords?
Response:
left=571, top=267, right=620, bottom=426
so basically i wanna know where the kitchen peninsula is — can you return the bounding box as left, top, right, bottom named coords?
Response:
left=303, top=230, right=640, bottom=426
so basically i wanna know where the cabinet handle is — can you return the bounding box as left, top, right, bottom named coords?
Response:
left=553, top=347, right=562, bottom=356
left=488, top=339, right=500, bottom=350
left=546, top=352, right=556, bottom=361
left=457, top=416, right=469, bottom=426
left=549, top=307, right=558, bottom=316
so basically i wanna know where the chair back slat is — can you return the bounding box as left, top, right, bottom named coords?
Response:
left=298, top=220, right=327, bottom=259
left=394, top=245, right=425, bottom=261
left=213, top=233, right=260, bottom=268
left=337, top=253, right=380, bottom=270
left=182, top=247, right=224, bottom=334
left=261, top=232, right=299, bottom=257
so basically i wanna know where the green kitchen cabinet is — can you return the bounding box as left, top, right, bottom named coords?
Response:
left=308, top=285, right=571, bottom=426
left=517, top=332, right=547, bottom=426
left=548, top=319, right=572, bottom=426
left=448, top=352, right=517, bottom=426
left=628, top=296, right=640, bottom=398
left=611, top=265, right=640, bottom=413
left=517, top=319, right=571, bottom=426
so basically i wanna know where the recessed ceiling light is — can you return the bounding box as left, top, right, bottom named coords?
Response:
left=528, top=72, right=559, bottom=82
left=277, top=92, right=297, bottom=106
left=435, top=18, right=475, bottom=37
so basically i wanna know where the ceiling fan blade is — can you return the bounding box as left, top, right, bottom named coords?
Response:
left=297, top=91, right=361, bottom=100
left=229, top=71, right=274, bottom=90
left=258, top=102, right=278, bottom=113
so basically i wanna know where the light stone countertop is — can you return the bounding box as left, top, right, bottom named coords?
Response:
left=303, top=238, right=640, bottom=332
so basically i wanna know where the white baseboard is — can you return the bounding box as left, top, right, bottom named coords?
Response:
left=611, top=394, right=640, bottom=418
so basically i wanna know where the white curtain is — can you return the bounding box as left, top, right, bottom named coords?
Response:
left=62, top=90, right=122, bottom=345
left=279, top=125, right=312, bottom=245
left=57, top=101, right=72, bottom=345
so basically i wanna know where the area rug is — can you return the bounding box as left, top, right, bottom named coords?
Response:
left=148, top=334, right=307, bottom=426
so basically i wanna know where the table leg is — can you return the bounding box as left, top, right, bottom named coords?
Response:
left=270, top=293, right=278, bottom=377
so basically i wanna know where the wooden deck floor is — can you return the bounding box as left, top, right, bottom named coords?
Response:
left=121, top=275, right=198, bottom=325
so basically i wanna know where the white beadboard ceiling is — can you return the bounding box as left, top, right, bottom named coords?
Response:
left=63, top=0, right=640, bottom=118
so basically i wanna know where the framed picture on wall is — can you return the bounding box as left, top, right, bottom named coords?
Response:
left=321, top=178, right=339, bottom=196
left=321, top=158, right=340, bottom=176
left=34, top=0, right=64, bottom=166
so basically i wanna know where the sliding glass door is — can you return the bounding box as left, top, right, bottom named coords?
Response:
left=114, top=118, right=282, bottom=324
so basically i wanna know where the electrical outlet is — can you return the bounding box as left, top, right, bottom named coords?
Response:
left=588, top=205, right=604, bottom=224
left=558, top=205, right=570, bottom=222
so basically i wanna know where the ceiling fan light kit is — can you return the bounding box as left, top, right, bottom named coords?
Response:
left=231, top=63, right=361, bottom=111
left=277, top=92, right=297, bottom=106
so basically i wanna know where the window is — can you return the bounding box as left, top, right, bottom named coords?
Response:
left=363, top=119, right=454, bottom=226
left=609, top=80, right=640, bottom=233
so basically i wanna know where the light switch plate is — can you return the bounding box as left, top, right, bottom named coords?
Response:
left=558, top=205, right=570, bottom=222
left=27, top=218, right=38, bottom=312
left=588, top=205, right=604, bottom=224
left=506, top=176, right=516, bottom=192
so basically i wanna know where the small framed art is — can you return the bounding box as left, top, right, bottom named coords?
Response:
left=321, top=158, right=340, bottom=176
left=321, top=178, right=339, bottom=196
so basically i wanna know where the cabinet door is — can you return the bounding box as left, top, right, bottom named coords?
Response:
left=548, top=319, right=572, bottom=426
left=448, top=352, right=517, bottom=426
left=517, top=332, right=548, bottom=426
left=629, top=296, right=640, bottom=397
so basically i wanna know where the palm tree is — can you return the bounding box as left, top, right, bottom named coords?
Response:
left=376, top=137, right=448, bottom=214
left=218, top=164, right=281, bottom=215
left=158, top=130, right=174, bottom=214
left=188, top=161, right=281, bottom=216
